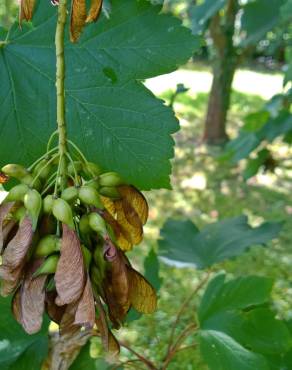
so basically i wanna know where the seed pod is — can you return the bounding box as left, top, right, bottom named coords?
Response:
left=93, top=245, right=106, bottom=271
left=33, top=159, right=53, bottom=180
left=68, top=161, right=83, bottom=175
left=43, top=195, right=54, bottom=214
left=99, top=186, right=120, bottom=199
left=88, top=213, right=107, bottom=237
left=79, top=185, right=103, bottom=208
left=61, top=186, right=79, bottom=203
left=81, top=245, right=92, bottom=269
left=99, top=172, right=123, bottom=187
left=79, top=214, right=91, bottom=235
left=33, top=255, right=59, bottom=277
left=52, top=198, right=74, bottom=229
left=34, top=235, right=61, bottom=257
left=85, top=179, right=100, bottom=190
left=5, top=184, right=29, bottom=202
left=84, top=162, right=102, bottom=177
left=1, top=164, right=28, bottom=179
left=21, top=174, right=42, bottom=191
left=14, top=206, right=26, bottom=223
left=24, top=189, right=42, bottom=231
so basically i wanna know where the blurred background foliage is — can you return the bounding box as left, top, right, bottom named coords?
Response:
left=0, top=0, right=292, bottom=369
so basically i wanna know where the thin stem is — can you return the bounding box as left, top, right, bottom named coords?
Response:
left=32, top=154, right=58, bottom=186
left=28, top=147, right=58, bottom=171
left=55, top=0, right=68, bottom=192
left=118, top=341, right=158, bottom=370
left=47, top=130, right=59, bottom=152
left=67, top=140, right=88, bottom=163
left=165, top=271, right=210, bottom=358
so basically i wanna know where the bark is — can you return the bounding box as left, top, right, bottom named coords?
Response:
left=203, top=0, right=238, bottom=145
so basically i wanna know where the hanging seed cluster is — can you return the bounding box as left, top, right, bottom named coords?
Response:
left=19, top=0, right=103, bottom=42
left=0, top=143, right=157, bottom=355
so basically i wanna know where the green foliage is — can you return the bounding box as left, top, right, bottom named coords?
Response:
left=198, top=274, right=292, bottom=370
left=189, top=0, right=227, bottom=34
left=158, top=216, right=282, bottom=268
left=0, top=0, right=197, bottom=190
left=0, top=296, right=49, bottom=369
left=240, top=0, right=285, bottom=47
left=70, top=342, right=111, bottom=370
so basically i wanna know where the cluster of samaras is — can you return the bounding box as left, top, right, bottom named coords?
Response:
left=20, top=0, right=103, bottom=42
left=0, top=152, right=156, bottom=355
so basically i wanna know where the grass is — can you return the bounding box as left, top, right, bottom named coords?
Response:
left=94, top=74, right=292, bottom=369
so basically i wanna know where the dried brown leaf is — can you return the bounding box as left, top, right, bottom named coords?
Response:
left=127, top=267, right=157, bottom=314
left=74, top=274, right=95, bottom=329
left=45, top=291, right=66, bottom=325
left=59, top=303, right=80, bottom=336
left=70, top=0, right=87, bottom=43
left=0, top=202, right=15, bottom=253
left=86, top=0, right=103, bottom=23
left=19, top=0, right=36, bottom=22
left=95, top=298, right=120, bottom=356
left=0, top=264, right=23, bottom=297
left=55, top=224, right=86, bottom=306
left=115, top=200, right=143, bottom=245
left=118, top=186, right=148, bottom=225
left=1, top=216, right=33, bottom=270
left=20, top=259, right=47, bottom=334
left=12, top=288, right=22, bottom=324
left=101, top=210, right=132, bottom=251
left=103, top=242, right=130, bottom=325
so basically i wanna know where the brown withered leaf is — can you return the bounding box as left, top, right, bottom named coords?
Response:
left=118, top=186, right=148, bottom=225
left=1, top=216, right=33, bottom=270
left=20, top=259, right=47, bottom=334
left=101, top=210, right=132, bottom=251
left=55, top=224, right=86, bottom=306
left=86, top=0, right=103, bottom=23
left=70, top=0, right=87, bottom=43
left=95, top=298, right=120, bottom=356
left=103, top=242, right=130, bottom=326
left=115, top=201, right=143, bottom=245
left=59, top=303, right=80, bottom=337
left=12, top=288, right=22, bottom=324
left=0, top=202, right=15, bottom=253
left=74, top=274, right=95, bottom=329
left=19, top=0, right=36, bottom=22
left=0, top=262, right=24, bottom=297
left=45, top=291, right=66, bottom=325
left=127, top=267, right=157, bottom=314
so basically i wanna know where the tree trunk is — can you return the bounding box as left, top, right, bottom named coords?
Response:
left=203, top=0, right=238, bottom=145
left=203, top=60, right=236, bottom=144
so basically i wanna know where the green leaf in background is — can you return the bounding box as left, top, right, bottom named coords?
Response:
left=198, top=274, right=292, bottom=368
left=198, top=274, right=273, bottom=323
left=0, top=0, right=197, bottom=190
left=158, top=216, right=282, bottom=268
left=70, top=342, right=112, bottom=370
left=199, top=330, right=269, bottom=370
left=189, top=0, right=227, bottom=34
left=0, top=296, right=49, bottom=370
left=144, top=248, right=162, bottom=292
left=240, top=0, right=284, bottom=47
left=224, top=132, right=260, bottom=163
left=258, top=111, right=292, bottom=142
left=243, top=149, right=270, bottom=180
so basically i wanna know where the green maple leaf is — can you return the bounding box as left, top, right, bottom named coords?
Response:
left=0, top=0, right=197, bottom=190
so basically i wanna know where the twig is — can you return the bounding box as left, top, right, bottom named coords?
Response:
left=165, top=271, right=210, bottom=356
left=119, top=341, right=158, bottom=370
